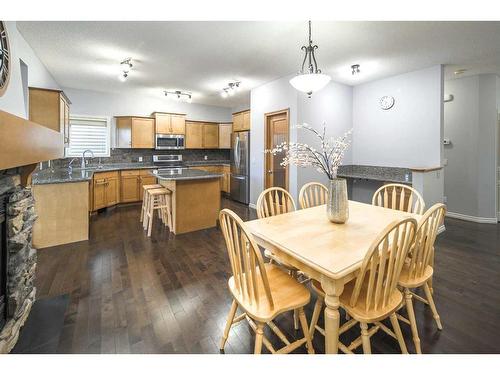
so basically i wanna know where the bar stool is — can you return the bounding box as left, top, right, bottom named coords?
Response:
left=141, top=184, right=162, bottom=226
left=145, top=187, right=173, bottom=237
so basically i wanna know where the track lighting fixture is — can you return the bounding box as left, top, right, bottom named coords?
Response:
left=118, top=58, right=133, bottom=82
left=164, top=90, right=193, bottom=103
left=351, top=64, right=360, bottom=75
left=220, top=81, right=241, bottom=99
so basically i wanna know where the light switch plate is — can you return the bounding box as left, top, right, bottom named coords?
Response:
left=138, top=156, right=143, bottom=162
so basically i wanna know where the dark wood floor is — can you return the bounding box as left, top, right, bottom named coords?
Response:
left=31, top=198, right=500, bottom=354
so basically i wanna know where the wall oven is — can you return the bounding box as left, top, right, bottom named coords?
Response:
left=155, top=134, right=185, bottom=150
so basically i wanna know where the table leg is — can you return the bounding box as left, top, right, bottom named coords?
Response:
left=321, top=276, right=345, bottom=354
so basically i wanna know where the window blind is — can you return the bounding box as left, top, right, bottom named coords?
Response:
left=66, top=116, right=110, bottom=157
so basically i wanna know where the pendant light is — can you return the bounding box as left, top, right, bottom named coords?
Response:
left=289, top=21, right=331, bottom=97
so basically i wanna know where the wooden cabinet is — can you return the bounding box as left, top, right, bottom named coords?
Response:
left=203, top=123, right=219, bottom=148
left=153, top=112, right=186, bottom=134
left=190, top=165, right=230, bottom=193
left=120, top=170, right=141, bottom=203
left=29, top=87, right=71, bottom=146
left=185, top=121, right=203, bottom=149
left=232, top=110, right=250, bottom=132
left=119, top=169, right=157, bottom=202
left=185, top=121, right=219, bottom=149
left=116, top=116, right=155, bottom=149
left=221, top=165, right=230, bottom=193
left=219, top=123, right=232, bottom=149
left=92, top=171, right=120, bottom=211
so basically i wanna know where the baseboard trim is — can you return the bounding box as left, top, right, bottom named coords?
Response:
left=446, top=211, right=498, bottom=224
left=249, top=203, right=257, bottom=209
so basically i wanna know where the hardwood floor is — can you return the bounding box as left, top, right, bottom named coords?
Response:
left=32, top=199, right=500, bottom=354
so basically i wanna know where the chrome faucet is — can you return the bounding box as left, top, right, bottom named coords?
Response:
left=68, top=158, right=78, bottom=173
left=82, top=149, right=95, bottom=169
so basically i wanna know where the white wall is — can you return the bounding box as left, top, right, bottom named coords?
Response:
left=0, top=22, right=60, bottom=118
left=250, top=75, right=298, bottom=205
left=352, top=65, right=444, bottom=168
left=250, top=75, right=354, bottom=205
left=297, top=81, right=353, bottom=188
left=63, top=87, right=233, bottom=147
left=444, top=74, right=499, bottom=221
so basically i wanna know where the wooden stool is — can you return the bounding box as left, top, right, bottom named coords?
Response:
left=141, top=184, right=162, bottom=225
left=145, top=188, right=172, bottom=237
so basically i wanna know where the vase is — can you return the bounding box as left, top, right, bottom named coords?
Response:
left=327, top=178, right=349, bottom=223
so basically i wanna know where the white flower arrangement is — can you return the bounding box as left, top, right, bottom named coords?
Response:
left=266, top=123, right=353, bottom=180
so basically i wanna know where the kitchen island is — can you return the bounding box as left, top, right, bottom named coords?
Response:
left=154, top=168, right=223, bottom=234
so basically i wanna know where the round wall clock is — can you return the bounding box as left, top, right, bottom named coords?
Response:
left=379, top=95, right=395, bottom=110
left=0, top=21, right=11, bottom=97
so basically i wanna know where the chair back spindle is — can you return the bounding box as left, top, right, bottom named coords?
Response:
left=349, top=218, right=417, bottom=313
left=219, top=209, right=274, bottom=309
left=372, top=183, right=425, bottom=215
left=256, top=187, right=296, bottom=219
left=299, top=182, right=328, bottom=209
left=406, top=203, right=446, bottom=280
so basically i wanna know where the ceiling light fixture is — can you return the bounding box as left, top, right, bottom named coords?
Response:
left=454, top=69, right=467, bottom=75
left=164, top=90, right=193, bottom=103
left=289, top=21, right=331, bottom=97
left=351, top=64, right=360, bottom=75
left=118, top=58, right=133, bottom=82
left=220, top=81, right=240, bottom=98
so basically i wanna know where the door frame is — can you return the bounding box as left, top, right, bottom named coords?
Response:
left=264, top=108, right=290, bottom=191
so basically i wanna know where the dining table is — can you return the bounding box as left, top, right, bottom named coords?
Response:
left=245, top=200, right=422, bottom=354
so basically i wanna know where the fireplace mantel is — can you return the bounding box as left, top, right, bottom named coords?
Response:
left=0, top=110, right=64, bottom=172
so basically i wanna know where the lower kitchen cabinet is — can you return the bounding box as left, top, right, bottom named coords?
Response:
left=190, top=165, right=230, bottom=193
left=91, top=169, right=157, bottom=212
left=121, top=170, right=141, bottom=203
left=92, top=171, right=120, bottom=211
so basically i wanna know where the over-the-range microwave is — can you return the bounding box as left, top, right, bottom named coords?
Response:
left=155, top=134, right=185, bottom=150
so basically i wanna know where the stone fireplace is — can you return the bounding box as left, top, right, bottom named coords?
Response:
left=0, top=168, right=38, bottom=353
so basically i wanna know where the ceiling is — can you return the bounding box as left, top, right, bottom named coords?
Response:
left=17, top=21, right=500, bottom=108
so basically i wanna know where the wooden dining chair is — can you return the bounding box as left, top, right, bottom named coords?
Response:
left=299, top=182, right=328, bottom=209
left=218, top=209, right=314, bottom=354
left=309, top=217, right=417, bottom=354
left=256, top=187, right=297, bottom=218
left=256, top=187, right=303, bottom=329
left=397, top=203, right=446, bottom=354
left=372, top=183, right=425, bottom=215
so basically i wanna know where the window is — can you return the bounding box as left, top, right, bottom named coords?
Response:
left=65, top=115, right=111, bottom=157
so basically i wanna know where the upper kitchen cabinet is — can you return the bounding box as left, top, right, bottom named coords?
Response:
left=185, top=121, right=219, bottom=149
left=185, top=121, right=203, bottom=149
left=115, top=116, right=155, bottom=148
left=219, top=123, right=232, bottom=149
left=28, top=87, right=71, bottom=146
left=153, top=112, right=186, bottom=134
left=203, top=122, right=219, bottom=149
left=232, top=109, right=250, bottom=132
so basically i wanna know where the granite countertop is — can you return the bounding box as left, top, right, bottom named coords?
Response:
left=153, top=168, right=223, bottom=181
left=32, top=163, right=157, bottom=185
left=337, top=165, right=412, bottom=184
left=185, top=160, right=230, bottom=167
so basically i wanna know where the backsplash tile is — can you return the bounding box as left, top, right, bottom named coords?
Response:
left=42, top=148, right=230, bottom=169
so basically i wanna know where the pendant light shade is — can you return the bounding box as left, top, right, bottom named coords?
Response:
left=290, top=21, right=331, bottom=97
left=289, top=73, right=331, bottom=95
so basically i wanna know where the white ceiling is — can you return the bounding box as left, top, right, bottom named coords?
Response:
left=17, top=21, right=500, bottom=108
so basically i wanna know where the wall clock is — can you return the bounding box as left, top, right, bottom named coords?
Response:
left=379, top=95, right=395, bottom=110
left=0, top=21, right=11, bottom=97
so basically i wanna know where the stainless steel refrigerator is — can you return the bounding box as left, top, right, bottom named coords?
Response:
left=230, top=131, right=250, bottom=204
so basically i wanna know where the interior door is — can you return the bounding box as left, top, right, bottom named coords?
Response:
left=265, top=110, right=289, bottom=190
